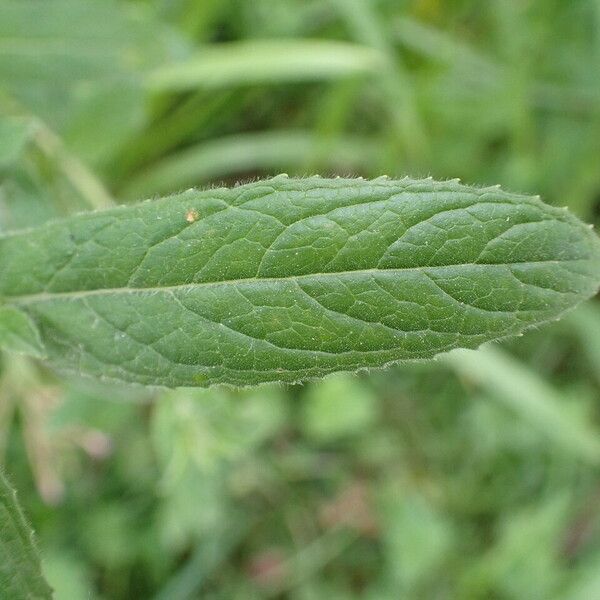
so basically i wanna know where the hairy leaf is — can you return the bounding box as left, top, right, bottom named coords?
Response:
left=0, top=176, right=598, bottom=387
left=0, top=470, right=53, bottom=599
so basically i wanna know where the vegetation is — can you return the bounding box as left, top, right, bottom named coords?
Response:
left=1, top=1, right=600, bottom=598
left=3, top=176, right=598, bottom=388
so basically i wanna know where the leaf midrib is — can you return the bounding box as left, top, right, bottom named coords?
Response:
left=7, top=258, right=582, bottom=305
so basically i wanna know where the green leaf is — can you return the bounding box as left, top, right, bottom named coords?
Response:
left=444, top=346, right=600, bottom=463
left=0, top=117, right=33, bottom=169
left=301, top=375, right=377, bottom=441
left=121, top=130, right=382, bottom=199
left=0, top=306, right=45, bottom=358
left=0, top=0, right=183, bottom=129
left=0, top=176, right=598, bottom=387
left=145, top=39, right=384, bottom=92
left=0, top=0, right=178, bottom=85
left=0, top=470, right=53, bottom=599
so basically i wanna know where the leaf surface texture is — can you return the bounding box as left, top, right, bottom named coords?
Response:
left=1, top=176, right=599, bottom=386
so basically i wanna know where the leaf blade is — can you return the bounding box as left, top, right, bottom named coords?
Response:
left=0, top=176, right=598, bottom=387
left=0, top=470, right=53, bottom=600
left=0, top=305, right=45, bottom=358
left=145, top=40, right=384, bottom=92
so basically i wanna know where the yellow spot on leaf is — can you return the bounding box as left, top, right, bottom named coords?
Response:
left=186, top=209, right=199, bottom=223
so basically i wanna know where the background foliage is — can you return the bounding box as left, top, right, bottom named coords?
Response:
left=1, top=0, right=600, bottom=598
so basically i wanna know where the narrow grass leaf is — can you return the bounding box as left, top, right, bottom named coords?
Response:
left=121, top=131, right=381, bottom=198
left=146, top=40, right=384, bottom=91
left=445, top=346, right=600, bottom=463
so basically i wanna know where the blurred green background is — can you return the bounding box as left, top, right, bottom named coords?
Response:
left=2, top=0, right=600, bottom=598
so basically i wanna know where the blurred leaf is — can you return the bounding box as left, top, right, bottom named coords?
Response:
left=0, top=0, right=176, bottom=82
left=0, top=0, right=184, bottom=128
left=264, top=528, right=356, bottom=596
left=151, top=386, right=284, bottom=551
left=1, top=177, right=598, bottom=387
left=80, top=503, right=137, bottom=569
left=468, top=496, right=570, bottom=600
left=0, top=174, right=58, bottom=233
left=153, top=515, right=252, bottom=600
left=301, top=374, right=377, bottom=441
left=153, top=387, right=285, bottom=477
left=333, top=0, right=425, bottom=163
left=122, top=130, right=382, bottom=198
left=0, top=305, right=45, bottom=358
left=559, top=551, right=600, bottom=600
left=381, top=491, right=454, bottom=594
left=566, top=303, right=600, bottom=387
left=445, top=346, right=600, bottom=463
left=0, top=117, right=33, bottom=168
left=0, top=469, right=53, bottom=600
left=108, top=89, right=243, bottom=182
left=393, top=15, right=501, bottom=78
left=62, top=82, right=146, bottom=168
left=42, top=550, right=95, bottom=600
left=146, top=40, right=384, bottom=91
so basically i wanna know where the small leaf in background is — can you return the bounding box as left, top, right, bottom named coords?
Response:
left=151, top=386, right=286, bottom=551
left=0, top=0, right=186, bottom=171
left=0, top=175, right=58, bottom=233
left=0, top=305, right=45, bottom=358
left=0, top=117, right=33, bottom=169
left=0, top=470, right=53, bottom=600
left=566, top=303, right=600, bottom=387
left=80, top=504, right=137, bottom=570
left=466, top=496, right=570, bottom=599
left=145, top=40, right=384, bottom=92
left=121, top=130, right=381, bottom=199
left=445, top=346, right=600, bottom=463
left=301, top=374, right=377, bottom=441
left=381, top=490, right=454, bottom=595
left=0, top=0, right=183, bottom=111
left=62, top=82, right=146, bottom=169
left=42, top=550, right=95, bottom=600
left=0, top=176, right=598, bottom=387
